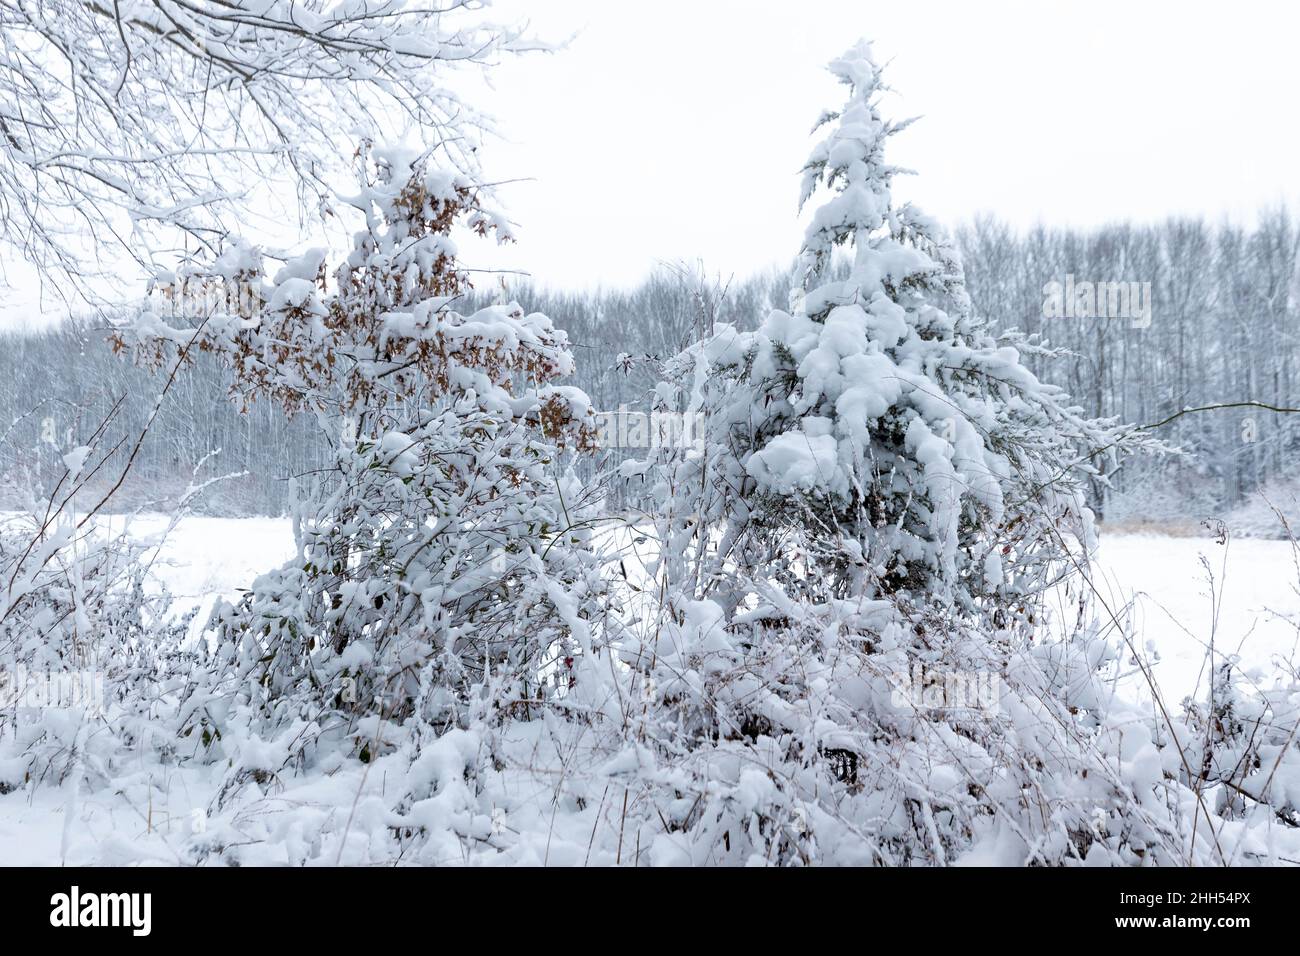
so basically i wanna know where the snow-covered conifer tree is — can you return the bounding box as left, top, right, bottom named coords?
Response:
left=720, top=41, right=1138, bottom=622
left=606, top=42, right=1197, bottom=867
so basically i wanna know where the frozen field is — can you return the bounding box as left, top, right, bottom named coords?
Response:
left=1076, top=532, right=1300, bottom=709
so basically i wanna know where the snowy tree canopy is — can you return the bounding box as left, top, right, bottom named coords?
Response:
left=0, top=0, right=540, bottom=300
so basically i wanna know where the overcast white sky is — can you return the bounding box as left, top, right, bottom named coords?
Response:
left=471, top=0, right=1300, bottom=289
left=3, top=0, right=1297, bottom=323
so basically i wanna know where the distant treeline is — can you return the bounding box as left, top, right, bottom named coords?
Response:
left=2, top=212, right=1297, bottom=521
left=957, top=212, right=1300, bottom=522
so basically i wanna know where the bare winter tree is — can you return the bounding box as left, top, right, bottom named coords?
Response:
left=0, top=0, right=541, bottom=303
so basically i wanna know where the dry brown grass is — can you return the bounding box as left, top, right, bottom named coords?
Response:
left=1098, top=518, right=1210, bottom=538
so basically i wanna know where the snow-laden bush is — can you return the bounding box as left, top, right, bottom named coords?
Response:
left=0, top=434, right=199, bottom=798
left=1177, top=521, right=1300, bottom=851
left=113, top=144, right=615, bottom=836
left=1183, top=663, right=1300, bottom=840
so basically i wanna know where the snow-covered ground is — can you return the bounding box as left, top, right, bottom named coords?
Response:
left=1083, top=532, right=1300, bottom=710
left=3, top=517, right=1298, bottom=864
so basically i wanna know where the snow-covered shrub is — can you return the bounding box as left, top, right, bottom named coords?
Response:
left=0, top=439, right=195, bottom=795
left=1183, top=663, right=1300, bottom=838
left=1177, top=522, right=1300, bottom=850
left=116, top=145, right=611, bottom=801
